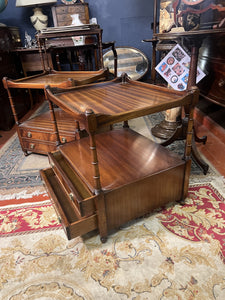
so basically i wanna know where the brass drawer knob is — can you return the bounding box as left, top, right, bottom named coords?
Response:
left=27, top=132, right=32, bottom=138
left=61, top=137, right=67, bottom=143
left=30, top=143, right=35, bottom=149
left=218, top=79, right=225, bottom=87
left=69, top=193, right=74, bottom=202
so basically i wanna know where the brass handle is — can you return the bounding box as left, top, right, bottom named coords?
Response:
left=30, top=143, right=35, bottom=149
left=218, top=79, right=225, bottom=87
left=27, top=132, right=32, bottom=138
left=69, top=193, right=74, bottom=202
left=61, top=137, right=67, bottom=143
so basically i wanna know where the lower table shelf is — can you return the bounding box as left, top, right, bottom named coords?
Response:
left=41, top=127, right=187, bottom=241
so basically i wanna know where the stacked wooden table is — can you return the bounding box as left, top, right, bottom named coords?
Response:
left=40, top=74, right=199, bottom=242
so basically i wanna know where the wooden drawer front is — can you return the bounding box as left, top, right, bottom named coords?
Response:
left=22, top=139, right=57, bottom=154
left=40, top=168, right=98, bottom=240
left=19, top=128, right=75, bottom=144
left=59, top=133, right=75, bottom=144
left=48, top=151, right=95, bottom=217
left=19, top=128, right=56, bottom=142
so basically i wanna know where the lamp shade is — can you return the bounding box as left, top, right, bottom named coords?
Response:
left=16, top=0, right=57, bottom=7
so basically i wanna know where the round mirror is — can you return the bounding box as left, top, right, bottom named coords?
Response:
left=103, top=47, right=149, bottom=80
left=0, top=0, right=8, bottom=13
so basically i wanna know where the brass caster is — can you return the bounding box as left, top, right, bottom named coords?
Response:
left=100, top=236, right=108, bottom=243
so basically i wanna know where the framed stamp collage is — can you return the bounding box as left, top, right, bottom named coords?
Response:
left=155, top=44, right=206, bottom=91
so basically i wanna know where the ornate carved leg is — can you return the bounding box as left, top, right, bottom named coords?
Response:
left=193, top=126, right=207, bottom=144
left=160, top=122, right=183, bottom=146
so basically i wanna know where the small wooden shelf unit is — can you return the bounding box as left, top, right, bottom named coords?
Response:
left=3, top=69, right=109, bottom=155
left=40, top=74, right=199, bottom=242
left=3, top=24, right=113, bottom=155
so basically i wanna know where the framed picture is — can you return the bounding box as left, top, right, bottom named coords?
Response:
left=155, top=44, right=206, bottom=91
left=159, top=0, right=225, bottom=32
left=61, top=0, right=78, bottom=4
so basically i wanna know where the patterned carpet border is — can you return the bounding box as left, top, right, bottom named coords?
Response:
left=0, top=134, right=44, bottom=189
left=1, top=179, right=225, bottom=299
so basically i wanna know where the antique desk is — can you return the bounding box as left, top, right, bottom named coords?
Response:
left=41, top=74, right=199, bottom=242
left=36, top=24, right=104, bottom=71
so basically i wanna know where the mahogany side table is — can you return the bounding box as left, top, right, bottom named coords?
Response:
left=40, top=74, right=199, bottom=242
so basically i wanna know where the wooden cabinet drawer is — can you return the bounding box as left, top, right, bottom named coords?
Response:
left=19, top=128, right=56, bottom=142
left=22, top=138, right=57, bottom=154
left=48, top=151, right=96, bottom=217
left=40, top=168, right=98, bottom=240
left=19, top=127, right=75, bottom=144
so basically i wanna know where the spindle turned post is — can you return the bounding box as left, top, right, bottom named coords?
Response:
left=85, top=108, right=108, bottom=241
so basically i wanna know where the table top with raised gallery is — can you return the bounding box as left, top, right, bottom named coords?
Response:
left=46, top=73, right=199, bottom=129
left=2, top=69, right=109, bottom=90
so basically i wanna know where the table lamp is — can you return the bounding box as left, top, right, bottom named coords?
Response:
left=16, top=0, right=57, bottom=31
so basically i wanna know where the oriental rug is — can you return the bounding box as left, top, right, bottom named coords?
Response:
left=0, top=181, right=225, bottom=299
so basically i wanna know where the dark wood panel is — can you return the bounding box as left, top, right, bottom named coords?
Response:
left=198, top=34, right=225, bottom=107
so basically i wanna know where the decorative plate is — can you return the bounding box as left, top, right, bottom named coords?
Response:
left=61, top=0, right=78, bottom=5
left=182, top=0, right=205, bottom=5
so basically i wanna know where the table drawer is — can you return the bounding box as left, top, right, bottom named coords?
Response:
left=40, top=168, right=98, bottom=240
left=48, top=151, right=96, bottom=217
left=22, top=138, right=57, bottom=154
left=19, top=127, right=56, bottom=142
left=19, top=128, right=76, bottom=145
